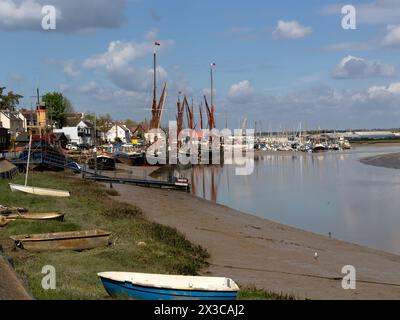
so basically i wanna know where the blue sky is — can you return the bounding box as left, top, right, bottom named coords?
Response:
left=1, top=0, right=400, bottom=130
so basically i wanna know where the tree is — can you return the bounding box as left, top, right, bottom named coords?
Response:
left=125, top=118, right=138, bottom=130
left=42, top=92, right=71, bottom=128
left=63, top=97, right=75, bottom=113
left=84, top=113, right=113, bottom=134
left=0, top=87, right=23, bottom=111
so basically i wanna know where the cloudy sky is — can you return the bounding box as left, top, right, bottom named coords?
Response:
left=2, top=0, right=400, bottom=130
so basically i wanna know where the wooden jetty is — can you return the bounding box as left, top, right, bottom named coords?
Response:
left=83, top=174, right=190, bottom=191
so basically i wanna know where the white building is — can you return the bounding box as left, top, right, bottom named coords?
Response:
left=54, top=120, right=96, bottom=146
left=0, top=111, right=25, bottom=137
left=106, top=124, right=131, bottom=144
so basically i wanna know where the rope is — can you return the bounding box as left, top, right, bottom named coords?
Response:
left=211, top=263, right=400, bottom=288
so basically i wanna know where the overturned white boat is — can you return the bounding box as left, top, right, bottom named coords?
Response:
left=9, top=184, right=70, bottom=198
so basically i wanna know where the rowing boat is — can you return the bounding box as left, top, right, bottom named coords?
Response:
left=10, top=229, right=111, bottom=252
left=3, top=212, right=65, bottom=222
left=0, top=205, right=28, bottom=215
left=9, top=184, right=71, bottom=198
left=98, top=272, right=239, bottom=300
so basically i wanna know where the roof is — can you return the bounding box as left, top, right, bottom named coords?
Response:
left=53, top=132, right=68, bottom=140
left=0, top=111, right=22, bottom=121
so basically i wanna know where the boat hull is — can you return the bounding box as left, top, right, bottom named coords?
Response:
left=9, top=184, right=70, bottom=198
left=10, top=230, right=110, bottom=252
left=4, top=212, right=65, bottom=222
left=99, top=277, right=238, bottom=300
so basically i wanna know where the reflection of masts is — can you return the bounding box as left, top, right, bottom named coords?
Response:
left=211, top=167, right=217, bottom=202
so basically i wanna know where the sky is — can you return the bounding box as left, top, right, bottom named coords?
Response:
left=1, top=0, right=400, bottom=130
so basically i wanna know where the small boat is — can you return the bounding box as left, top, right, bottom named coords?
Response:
left=88, top=155, right=116, bottom=171
left=9, top=184, right=71, bottom=198
left=3, top=212, right=65, bottom=222
left=98, top=272, right=239, bottom=300
left=174, top=177, right=190, bottom=188
left=312, top=143, right=326, bottom=153
left=0, top=205, right=28, bottom=215
left=0, top=216, right=9, bottom=227
left=10, top=229, right=111, bottom=252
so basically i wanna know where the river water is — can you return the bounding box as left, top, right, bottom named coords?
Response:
left=171, top=145, right=400, bottom=254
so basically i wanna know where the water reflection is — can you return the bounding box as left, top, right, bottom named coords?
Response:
left=163, top=146, right=400, bottom=254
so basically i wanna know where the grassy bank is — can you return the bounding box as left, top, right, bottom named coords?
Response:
left=0, top=172, right=209, bottom=299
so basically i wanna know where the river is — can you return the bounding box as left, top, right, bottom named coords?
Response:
left=170, top=145, right=400, bottom=254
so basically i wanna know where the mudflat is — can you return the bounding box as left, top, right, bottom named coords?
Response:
left=113, top=183, right=400, bottom=300
left=360, top=152, right=400, bottom=170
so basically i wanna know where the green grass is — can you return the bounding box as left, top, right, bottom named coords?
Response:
left=238, top=286, right=296, bottom=300
left=0, top=171, right=209, bottom=300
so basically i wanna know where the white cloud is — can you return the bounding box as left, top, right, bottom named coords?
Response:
left=0, top=0, right=44, bottom=29
left=221, top=82, right=400, bottom=129
left=272, top=20, right=312, bottom=40
left=332, top=56, right=396, bottom=79
left=382, top=25, right=400, bottom=47
left=63, top=60, right=80, bottom=77
left=228, top=80, right=254, bottom=103
left=84, top=38, right=173, bottom=71
left=368, top=82, right=400, bottom=97
left=0, top=0, right=125, bottom=32
left=84, top=40, right=153, bottom=71
left=82, top=35, right=173, bottom=93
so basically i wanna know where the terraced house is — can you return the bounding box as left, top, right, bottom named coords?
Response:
left=0, top=125, right=9, bottom=152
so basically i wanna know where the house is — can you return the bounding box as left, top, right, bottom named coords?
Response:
left=0, top=125, right=9, bottom=152
left=54, top=119, right=97, bottom=146
left=0, top=111, right=24, bottom=138
left=106, top=123, right=131, bottom=144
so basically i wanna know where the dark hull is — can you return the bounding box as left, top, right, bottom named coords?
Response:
left=88, top=157, right=116, bottom=171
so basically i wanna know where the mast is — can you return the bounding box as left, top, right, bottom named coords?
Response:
left=210, top=63, right=216, bottom=129
left=25, top=134, right=32, bottom=187
left=153, top=47, right=157, bottom=111
left=151, top=42, right=160, bottom=129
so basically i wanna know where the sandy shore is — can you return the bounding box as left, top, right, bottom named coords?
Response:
left=0, top=255, right=32, bottom=300
left=112, top=182, right=400, bottom=300
left=360, top=152, right=400, bottom=169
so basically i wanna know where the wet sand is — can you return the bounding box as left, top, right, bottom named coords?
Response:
left=0, top=255, right=32, bottom=300
left=360, top=152, right=400, bottom=169
left=112, top=183, right=400, bottom=300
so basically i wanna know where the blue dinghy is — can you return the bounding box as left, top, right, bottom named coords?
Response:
left=98, top=272, right=239, bottom=300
